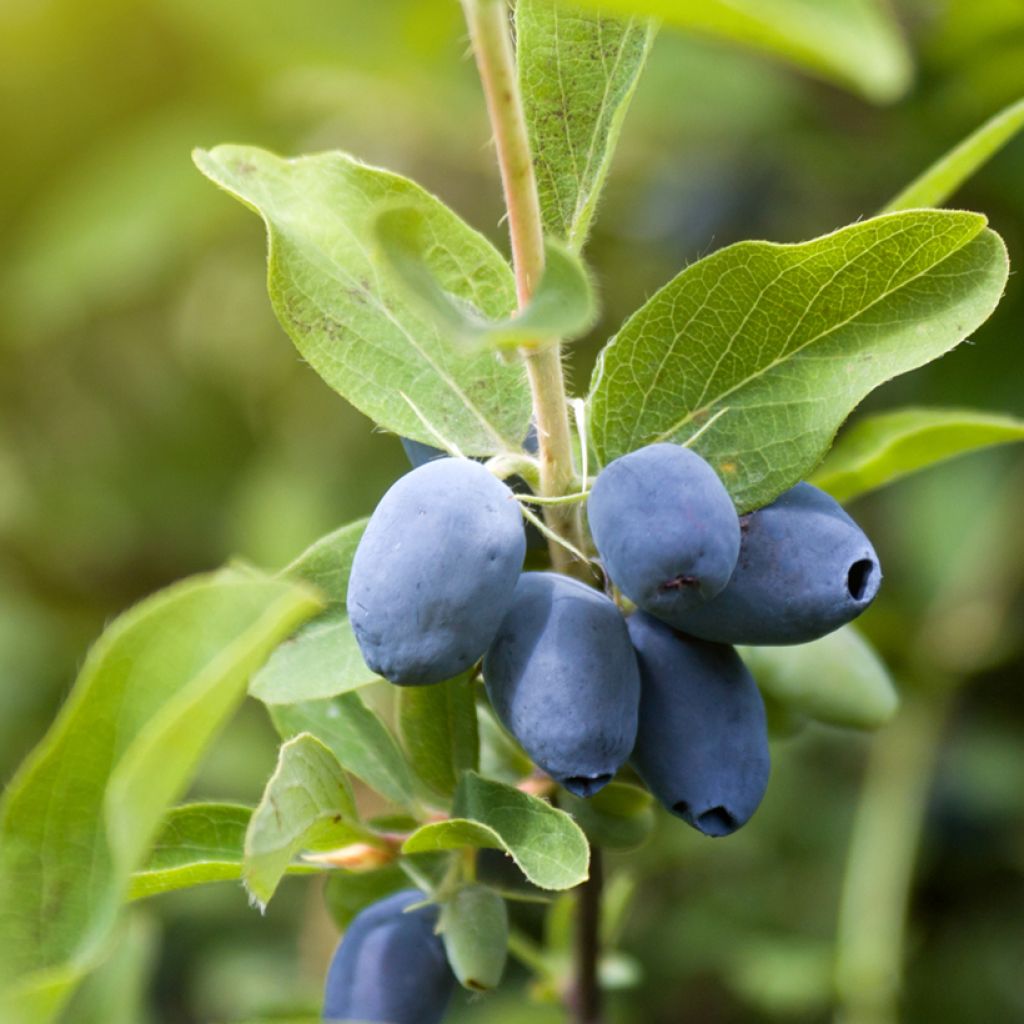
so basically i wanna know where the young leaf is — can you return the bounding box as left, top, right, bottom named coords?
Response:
left=398, top=674, right=480, bottom=801
left=517, top=0, right=656, bottom=250
left=243, top=733, right=367, bottom=909
left=193, top=145, right=531, bottom=455
left=402, top=772, right=589, bottom=891
left=375, top=206, right=598, bottom=348
left=565, top=0, right=911, bottom=103
left=811, top=407, right=1024, bottom=503
left=130, top=803, right=253, bottom=900
left=0, top=572, right=319, bottom=1022
left=270, top=694, right=416, bottom=808
left=883, top=96, right=1024, bottom=213
left=249, top=612, right=378, bottom=704
left=588, top=211, right=1009, bottom=512
left=740, top=626, right=899, bottom=730
left=440, top=884, right=509, bottom=991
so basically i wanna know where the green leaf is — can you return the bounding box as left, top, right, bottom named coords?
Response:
left=375, top=206, right=598, bottom=348
left=398, top=675, right=480, bottom=802
left=566, top=0, right=911, bottom=103
left=402, top=772, right=589, bottom=891
left=129, top=803, right=252, bottom=900
left=561, top=781, right=655, bottom=849
left=740, top=627, right=899, bottom=730
left=811, top=407, right=1024, bottom=503
left=588, top=211, right=1009, bottom=512
left=883, top=96, right=1024, bottom=212
left=0, top=572, right=318, bottom=1021
left=128, top=803, right=319, bottom=902
left=280, top=518, right=368, bottom=612
left=243, top=733, right=366, bottom=909
left=252, top=518, right=380, bottom=703
left=517, top=0, right=655, bottom=250
left=270, top=693, right=416, bottom=808
left=194, top=145, right=531, bottom=455
left=249, top=612, right=378, bottom=704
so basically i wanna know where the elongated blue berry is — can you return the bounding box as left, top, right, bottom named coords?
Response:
left=628, top=612, right=770, bottom=836
left=484, top=572, right=640, bottom=797
left=587, top=443, right=740, bottom=624
left=672, top=482, right=881, bottom=645
left=323, top=889, right=453, bottom=1024
left=348, top=458, right=525, bottom=685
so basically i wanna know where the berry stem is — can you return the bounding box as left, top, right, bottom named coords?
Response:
left=461, top=0, right=585, bottom=577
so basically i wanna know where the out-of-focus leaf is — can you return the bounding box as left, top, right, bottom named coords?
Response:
left=518, top=0, right=655, bottom=250
left=883, top=96, right=1024, bottom=212
left=402, top=772, right=589, bottom=891
left=565, top=0, right=911, bottom=102
left=561, top=781, right=655, bottom=849
left=588, top=211, right=1008, bottom=512
left=194, top=145, right=531, bottom=454
left=249, top=613, right=378, bottom=704
left=270, top=694, right=415, bottom=807
left=740, top=627, right=899, bottom=730
left=811, top=408, right=1024, bottom=502
left=243, top=733, right=368, bottom=909
left=63, top=914, right=159, bottom=1024
left=398, top=674, right=479, bottom=801
left=376, top=207, right=598, bottom=348
left=0, top=571, right=319, bottom=1023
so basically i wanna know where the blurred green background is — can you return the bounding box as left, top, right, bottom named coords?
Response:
left=1, top=0, right=1023, bottom=1021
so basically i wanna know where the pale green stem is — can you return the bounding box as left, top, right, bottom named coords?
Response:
left=834, top=689, right=954, bottom=1024
left=460, top=0, right=586, bottom=577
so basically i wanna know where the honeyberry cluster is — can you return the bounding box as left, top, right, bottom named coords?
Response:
left=327, top=438, right=881, bottom=1021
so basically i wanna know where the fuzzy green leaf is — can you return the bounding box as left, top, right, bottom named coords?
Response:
left=402, top=772, right=589, bottom=891
left=588, top=211, right=1009, bottom=512
left=398, top=675, right=480, bottom=801
left=0, top=571, right=319, bottom=1022
left=884, top=97, right=1024, bottom=212
left=740, top=627, right=899, bottom=730
left=270, top=694, right=415, bottom=807
left=376, top=206, right=597, bottom=348
left=194, top=145, right=531, bottom=455
left=244, top=734, right=368, bottom=909
left=518, top=0, right=655, bottom=250
left=811, top=407, right=1024, bottom=502
left=566, top=0, right=911, bottom=103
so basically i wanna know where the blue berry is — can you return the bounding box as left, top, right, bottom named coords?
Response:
left=349, top=458, right=525, bottom=685
left=484, top=572, right=640, bottom=797
left=628, top=612, right=770, bottom=836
